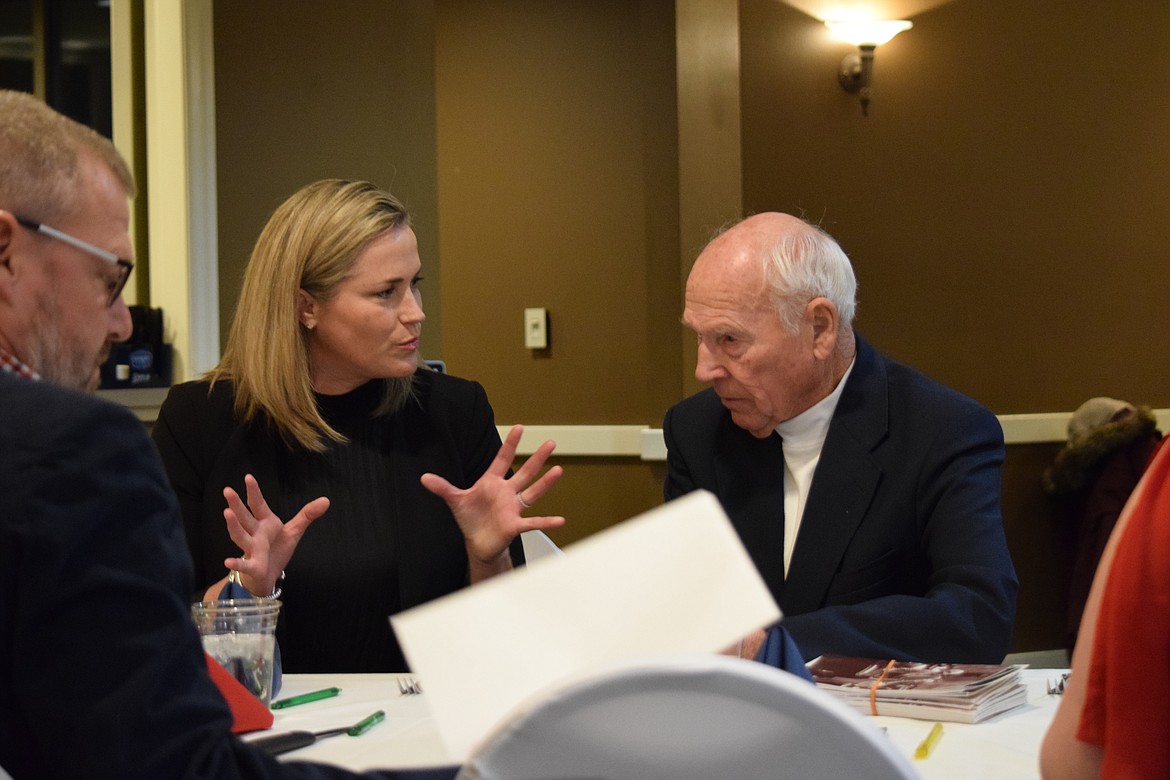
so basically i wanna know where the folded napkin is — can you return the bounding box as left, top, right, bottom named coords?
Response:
left=204, top=652, right=274, bottom=734
left=757, top=625, right=814, bottom=682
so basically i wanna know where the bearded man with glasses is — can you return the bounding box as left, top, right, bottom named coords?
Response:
left=0, top=95, right=134, bottom=391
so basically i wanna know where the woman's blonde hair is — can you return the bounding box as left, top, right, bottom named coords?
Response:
left=210, top=179, right=415, bottom=452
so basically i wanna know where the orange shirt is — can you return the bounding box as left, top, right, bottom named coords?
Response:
left=1077, top=437, right=1170, bottom=777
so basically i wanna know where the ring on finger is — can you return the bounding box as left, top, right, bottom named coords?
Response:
left=517, top=492, right=533, bottom=509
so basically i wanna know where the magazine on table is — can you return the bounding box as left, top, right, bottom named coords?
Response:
left=805, top=655, right=1028, bottom=723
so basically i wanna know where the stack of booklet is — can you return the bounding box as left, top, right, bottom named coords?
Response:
left=806, top=655, right=1028, bottom=723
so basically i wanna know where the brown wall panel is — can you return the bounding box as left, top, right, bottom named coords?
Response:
left=739, top=0, right=1170, bottom=415
left=1001, top=442, right=1067, bottom=652
left=535, top=458, right=667, bottom=549
left=213, top=0, right=442, bottom=358
left=434, top=0, right=679, bottom=425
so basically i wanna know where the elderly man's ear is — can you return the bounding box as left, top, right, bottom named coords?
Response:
left=807, top=297, right=839, bottom=360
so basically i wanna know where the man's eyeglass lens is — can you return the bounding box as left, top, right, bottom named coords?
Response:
left=14, top=216, right=132, bottom=306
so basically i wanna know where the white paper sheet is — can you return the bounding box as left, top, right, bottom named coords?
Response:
left=390, top=489, right=781, bottom=761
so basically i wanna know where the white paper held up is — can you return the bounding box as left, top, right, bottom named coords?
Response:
left=390, top=489, right=780, bottom=761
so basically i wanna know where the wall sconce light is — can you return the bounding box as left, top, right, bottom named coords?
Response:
left=827, top=20, right=912, bottom=116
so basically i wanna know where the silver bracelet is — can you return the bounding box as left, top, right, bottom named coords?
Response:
left=228, top=568, right=284, bottom=600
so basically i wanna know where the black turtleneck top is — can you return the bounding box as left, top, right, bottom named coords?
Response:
left=153, top=369, right=522, bottom=672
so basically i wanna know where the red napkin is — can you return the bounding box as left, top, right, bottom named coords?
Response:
left=204, top=652, right=274, bottom=734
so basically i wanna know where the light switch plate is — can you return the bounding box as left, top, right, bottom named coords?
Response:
left=524, top=307, right=548, bottom=349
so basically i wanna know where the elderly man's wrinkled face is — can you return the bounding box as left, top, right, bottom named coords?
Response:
left=682, top=222, right=828, bottom=438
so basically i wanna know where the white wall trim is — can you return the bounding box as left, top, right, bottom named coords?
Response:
left=97, top=387, right=170, bottom=423
left=497, top=425, right=648, bottom=457
left=143, top=0, right=219, bottom=383
left=105, top=399, right=1169, bottom=457
left=499, top=409, right=1170, bottom=460
left=182, top=0, right=220, bottom=377
left=996, top=413, right=1078, bottom=445
left=109, top=0, right=140, bottom=305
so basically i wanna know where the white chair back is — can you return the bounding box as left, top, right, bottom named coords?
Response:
left=457, top=654, right=920, bottom=780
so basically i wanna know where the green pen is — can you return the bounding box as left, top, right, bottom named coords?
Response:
left=270, top=687, right=341, bottom=709
left=347, top=709, right=385, bottom=736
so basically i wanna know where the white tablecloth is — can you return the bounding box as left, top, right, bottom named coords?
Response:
left=242, top=674, right=454, bottom=770
left=876, top=669, right=1062, bottom=779
left=250, top=669, right=1064, bottom=777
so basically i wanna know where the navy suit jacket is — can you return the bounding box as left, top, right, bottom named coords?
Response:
left=0, top=373, right=451, bottom=779
left=664, top=336, right=1018, bottom=663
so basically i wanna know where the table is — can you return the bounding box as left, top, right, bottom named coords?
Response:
left=248, top=669, right=1065, bottom=777
left=243, top=674, right=455, bottom=770
left=875, top=669, right=1062, bottom=779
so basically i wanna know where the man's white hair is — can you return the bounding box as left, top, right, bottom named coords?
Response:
left=761, top=220, right=857, bottom=334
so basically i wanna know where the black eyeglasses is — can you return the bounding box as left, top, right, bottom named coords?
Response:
left=15, top=216, right=134, bottom=307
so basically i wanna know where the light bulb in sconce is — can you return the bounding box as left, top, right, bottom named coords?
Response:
left=827, top=19, right=912, bottom=116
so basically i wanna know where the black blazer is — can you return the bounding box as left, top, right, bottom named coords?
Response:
left=0, top=373, right=390, bottom=778
left=664, top=336, right=1018, bottom=663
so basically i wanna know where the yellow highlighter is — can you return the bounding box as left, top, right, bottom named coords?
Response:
left=914, top=722, right=944, bottom=759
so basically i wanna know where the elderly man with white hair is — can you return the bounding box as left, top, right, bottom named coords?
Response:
left=664, top=212, right=1018, bottom=665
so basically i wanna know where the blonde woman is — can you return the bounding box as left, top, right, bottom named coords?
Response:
left=153, top=179, right=563, bottom=672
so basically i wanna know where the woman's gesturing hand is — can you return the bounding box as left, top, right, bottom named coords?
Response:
left=420, top=424, right=565, bottom=580
left=222, top=473, right=330, bottom=596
